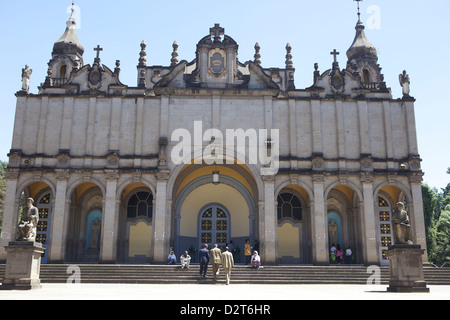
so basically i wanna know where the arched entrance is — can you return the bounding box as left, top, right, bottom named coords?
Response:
left=173, top=164, right=257, bottom=263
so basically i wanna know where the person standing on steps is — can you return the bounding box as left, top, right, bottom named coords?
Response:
left=210, top=244, right=222, bottom=281
left=221, top=247, right=234, bottom=285
left=198, top=244, right=210, bottom=279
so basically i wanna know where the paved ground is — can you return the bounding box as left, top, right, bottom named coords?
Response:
left=0, top=283, right=449, bottom=300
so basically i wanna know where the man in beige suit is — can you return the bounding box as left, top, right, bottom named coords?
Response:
left=210, top=244, right=222, bottom=280
left=221, top=246, right=234, bottom=285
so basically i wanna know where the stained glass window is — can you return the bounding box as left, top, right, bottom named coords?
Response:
left=379, top=211, right=390, bottom=222
left=378, top=197, right=389, bottom=207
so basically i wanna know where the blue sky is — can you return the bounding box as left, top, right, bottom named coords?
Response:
left=0, top=0, right=448, bottom=190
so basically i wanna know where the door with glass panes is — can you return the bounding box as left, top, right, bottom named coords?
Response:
left=199, top=205, right=230, bottom=249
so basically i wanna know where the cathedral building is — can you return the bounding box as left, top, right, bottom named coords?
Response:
left=0, top=6, right=426, bottom=266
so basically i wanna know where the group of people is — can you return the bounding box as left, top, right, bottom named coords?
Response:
left=330, top=244, right=353, bottom=264
left=198, top=244, right=235, bottom=285
left=166, top=240, right=262, bottom=285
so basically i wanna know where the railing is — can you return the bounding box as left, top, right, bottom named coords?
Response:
left=361, top=82, right=379, bottom=90
left=52, top=78, right=69, bottom=87
left=431, top=262, right=450, bottom=268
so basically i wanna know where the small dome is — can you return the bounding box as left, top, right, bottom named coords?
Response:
left=52, top=15, right=84, bottom=57
left=346, top=21, right=377, bottom=61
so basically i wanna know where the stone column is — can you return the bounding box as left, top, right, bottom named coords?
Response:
left=361, top=175, right=379, bottom=265
left=153, top=170, right=170, bottom=263
left=409, top=175, right=428, bottom=261
left=0, top=170, right=20, bottom=260
left=262, top=175, right=277, bottom=264
left=48, top=170, right=69, bottom=262
left=311, top=175, right=328, bottom=265
left=100, top=172, right=119, bottom=263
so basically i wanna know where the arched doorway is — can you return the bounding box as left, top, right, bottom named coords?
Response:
left=66, top=182, right=104, bottom=263
left=173, top=164, right=257, bottom=263
left=276, top=190, right=307, bottom=264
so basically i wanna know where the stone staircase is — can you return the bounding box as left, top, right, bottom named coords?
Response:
left=1, top=264, right=450, bottom=285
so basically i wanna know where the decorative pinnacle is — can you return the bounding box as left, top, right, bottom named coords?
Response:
left=354, top=0, right=363, bottom=22
left=171, top=41, right=179, bottom=68
left=254, top=43, right=261, bottom=66
left=285, top=43, right=293, bottom=69
left=139, top=40, right=147, bottom=67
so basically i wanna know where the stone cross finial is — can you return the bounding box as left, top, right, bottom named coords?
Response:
left=94, top=45, right=103, bottom=64
left=330, top=49, right=340, bottom=63
left=210, top=24, right=225, bottom=44
left=330, top=49, right=340, bottom=69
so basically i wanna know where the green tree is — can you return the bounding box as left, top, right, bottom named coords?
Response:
left=435, top=207, right=450, bottom=266
left=422, top=184, right=438, bottom=262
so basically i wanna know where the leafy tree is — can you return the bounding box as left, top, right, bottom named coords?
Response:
left=435, top=207, right=450, bottom=266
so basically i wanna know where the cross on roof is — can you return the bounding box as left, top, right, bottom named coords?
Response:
left=210, top=24, right=225, bottom=44
left=330, top=49, right=340, bottom=63
left=94, top=45, right=103, bottom=60
left=354, top=0, right=363, bottom=22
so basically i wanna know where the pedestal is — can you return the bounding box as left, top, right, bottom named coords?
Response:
left=0, top=241, right=45, bottom=290
left=385, top=244, right=430, bottom=293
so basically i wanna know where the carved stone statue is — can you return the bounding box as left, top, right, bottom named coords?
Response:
left=21, top=65, right=33, bottom=92
left=17, top=198, right=39, bottom=242
left=90, top=218, right=101, bottom=249
left=399, top=70, right=410, bottom=97
left=392, top=202, right=413, bottom=245
left=328, top=220, right=338, bottom=247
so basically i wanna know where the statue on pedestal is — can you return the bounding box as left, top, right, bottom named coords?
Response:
left=399, top=70, right=410, bottom=97
left=17, top=198, right=39, bottom=242
left=21, top=65, right=33, bottom=93
left=328, top=220, right=338, bottom=247
left=90, top=218, right=101, bottom=250
left=392, top=202, right=413, bottom=245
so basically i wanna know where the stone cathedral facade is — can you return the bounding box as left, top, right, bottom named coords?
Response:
left=0, top=8, right=426, bottom=266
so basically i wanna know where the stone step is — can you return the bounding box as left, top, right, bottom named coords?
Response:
left=1, top=264, right=450, bottom=285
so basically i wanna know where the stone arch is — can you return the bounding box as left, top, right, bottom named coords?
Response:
left=276, top=186, right=311, bottom=264
left=117, top=182, right=154, bottom=263
left=173, top=165, right=256, bottom=261
left=65, top=181, right=104, bottom=263
left=325, top=183, right=363, bottom=264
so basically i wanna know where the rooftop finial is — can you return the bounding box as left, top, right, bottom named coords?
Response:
left=354, top=0, right=363, bottom=22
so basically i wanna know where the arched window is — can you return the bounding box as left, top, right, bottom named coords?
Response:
left=277, top=192, right=302, bottom=221
left=127, top=191, right=153, bottom=220
left=363, top=69, right=370, bottom=83
left=59, top=64, right=67, bottom=78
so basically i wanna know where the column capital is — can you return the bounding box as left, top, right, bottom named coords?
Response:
left=55, top=169, right=70, bottom=181
left=5, top=169, right=20, bottom=180
left=105, top=170, right=119, bottom=181
left=261, top=174, right=276, bottom=183
left=409, top=173, right=424, bottom=185
left=360, top=173, right=374, bottom=184
left=312, top=174, right=325, bottom=183
left=156, top=169, right=170, bottom=182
